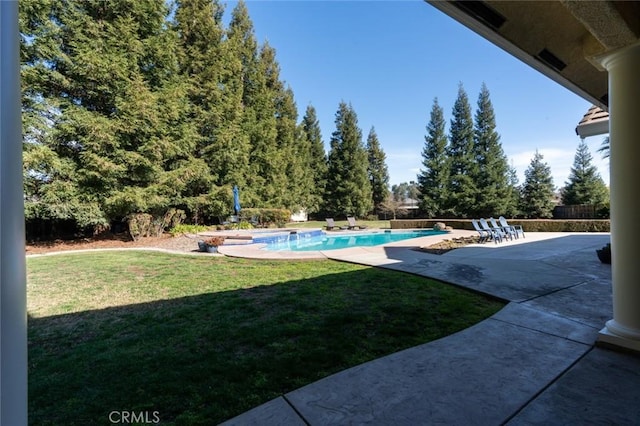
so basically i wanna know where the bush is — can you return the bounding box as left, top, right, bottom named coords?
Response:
left=169, top=224, right=212, bottom=236
left=127, top=208, right=186, bottom=240
left=390, top=219, right=610, bottom=232
left=239, top=208, right=291, bottom=228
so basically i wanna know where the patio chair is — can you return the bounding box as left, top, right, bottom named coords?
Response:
left=471, top=219, right=491, bottom=243
left=490, top=217, right=516, bottom=240
left=499, top=216, right=525, bottom=239
left=325, top=218, right=347, bottom=231
left=347, top=216, right=368, bottom=230
left=479, top=218, right=505, bottom=244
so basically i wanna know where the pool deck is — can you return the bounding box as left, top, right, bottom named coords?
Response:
left=220, top=230, right=640, bottom=426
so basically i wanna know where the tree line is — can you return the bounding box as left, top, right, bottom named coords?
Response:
left=20, top=0, right=389, bottom=237
left=20, top=0, right=607, bottom=239
left=416, top=84, right=608, bottom=219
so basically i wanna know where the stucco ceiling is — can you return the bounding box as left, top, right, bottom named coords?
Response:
left=427, top=0, right=640, bottom=111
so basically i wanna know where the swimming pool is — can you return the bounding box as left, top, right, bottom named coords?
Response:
left=263, top=230, right=447, bottom=252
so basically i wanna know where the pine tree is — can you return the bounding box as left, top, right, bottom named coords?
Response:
left=561, top=140, right=609, bottom=206
left=366, top=127, right=390, bottom=215
left=325, top=102, right=372, bottom=217
left=472, top=83, right=513, bottom=217
left=417, top=98, right=449, bottom=217
left=301, top=105, right=327, bottom=214
left=446, top=83, right=477, bottom=217
left=520, top=150, right=556, bottom=218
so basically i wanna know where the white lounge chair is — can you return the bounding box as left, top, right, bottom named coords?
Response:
left=490, top=217, right=515, bottom=241
left=471, top=219, right=491, bottom=243
left=479, top=218, right=505, bottom=244
left=499, top=216, right=525, bottom=239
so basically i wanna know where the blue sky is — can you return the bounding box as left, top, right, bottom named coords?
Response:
left=222, top=0, right=609, bottom=188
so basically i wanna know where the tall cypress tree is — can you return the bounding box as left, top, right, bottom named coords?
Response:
left=417, top=98, right=449, bottom=217
left=174, top=0, right=243, bottom=220
left=472, top=83, right=513, bottom=217
left=243, top=43, right=282, bottom=208
left=520, top=150, right=555, bottom=218
left=366, top=127, right=390, bottom=215
left=446, top=83, right=477, bottom=217
left=301, top=105, right=327, bottom=214
left=325, top=102, right=372, bottom=217
left=226, top=0, right=262, bottom=207
left=561, top=141, right=609, bottom=206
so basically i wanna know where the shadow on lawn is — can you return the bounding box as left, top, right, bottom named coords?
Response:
left=29, top=267, right=502, bottom=425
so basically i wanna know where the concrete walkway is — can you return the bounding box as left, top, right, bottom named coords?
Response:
left=221, top=232, right=640, bottom=425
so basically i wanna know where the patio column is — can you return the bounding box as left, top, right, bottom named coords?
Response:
left=1, top=1, right=28, bottom=424
left=597, top=43, right=640, bottom=352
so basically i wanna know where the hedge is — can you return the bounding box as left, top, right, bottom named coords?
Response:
left=390, top=219, right=610, bottom=233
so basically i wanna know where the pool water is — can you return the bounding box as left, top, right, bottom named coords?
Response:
left=263, top=230, right=447, bottom=252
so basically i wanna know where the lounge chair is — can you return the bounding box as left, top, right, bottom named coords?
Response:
left=479, top=218, right=505, bottom=244
left=499, top=216, right=525, bottom=239
left=490, top=217, right=516, bottom=240
left=347, top=217, right=368, bottom=230
left=471, top=219, right=491, bottom=243
left=325, top=218, right=347, bottom=231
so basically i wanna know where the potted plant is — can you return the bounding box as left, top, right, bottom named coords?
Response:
left=596, top=242, right=611, bottom=264
left=198, top=236, right=225, bottom=253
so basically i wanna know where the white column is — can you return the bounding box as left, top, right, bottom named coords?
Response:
left=1, top=1, right=28, bottom=424
left=597, top=43, right=640, bottom=352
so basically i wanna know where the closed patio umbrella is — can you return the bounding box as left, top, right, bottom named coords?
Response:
left=233, top=185, right=241, bottom=216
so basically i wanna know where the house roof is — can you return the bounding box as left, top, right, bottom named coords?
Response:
left=576, top=105, right=609, bottom=138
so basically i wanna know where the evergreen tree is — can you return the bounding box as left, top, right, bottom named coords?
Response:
left=243, top=43, right=286, bottom=208
left=561, top=141, right=609, bottom=206
left=325, top=102, right=372, bottom=217
left=21, top=0, right=191, bottom=227
left=275, top=86, right=310, bottom=211
left=417, top=98, right=449, bottom=217
left=174, top=0, right=245, bottom=220
left=366, top=127, right=390, bottom=215
left=226, top=0, right=263, bottom=207
left=446, top=83, right=477, bottom=217
left=472, top=83, right=513, bottom=217
left=301, top=105, right=327, bottom=214
left=520, top=150, right=555, bottom=218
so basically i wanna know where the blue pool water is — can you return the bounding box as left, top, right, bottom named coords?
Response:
left=263, top=230, right=447, bottom=252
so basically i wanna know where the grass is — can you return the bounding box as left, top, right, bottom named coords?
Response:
left=286, top=219, right=391, bottom=229
left=28, top=251, right=503, bottom=425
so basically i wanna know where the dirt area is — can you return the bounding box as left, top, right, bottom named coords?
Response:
left=415, top=236, right=481, bottom=255
left=26, top=233, right=202, bottom=255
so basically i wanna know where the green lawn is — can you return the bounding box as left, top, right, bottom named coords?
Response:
left=286, top=219, right=391, bottom=229
left=28, top=251, right=503, bottom=425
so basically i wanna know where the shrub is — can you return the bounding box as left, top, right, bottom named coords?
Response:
left=203, top=236, right=225, bottom=247
left=127, top=209, right=186, bottom=240
left=239, top=208, right=291, bottom=228
left=169, top=224, right=212, bottom=236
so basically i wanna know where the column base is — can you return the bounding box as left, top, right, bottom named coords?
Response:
left=597, top=323, right=640, bottom=354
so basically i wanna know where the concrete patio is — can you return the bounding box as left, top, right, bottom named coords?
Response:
left=221, top=231, right=640, bottom=425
